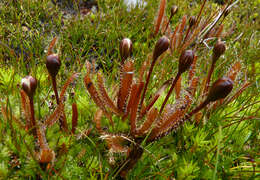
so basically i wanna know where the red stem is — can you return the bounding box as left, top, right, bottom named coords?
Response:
left=163, top=14, right=173, bottom=34
left=140, top=59, right=157, bottom=110
left=195, top=0, right=207, bottom=27
left=159, top=72, right=181, bottom=114
left=183, top=26, right=192, bottom=43
left=51, top=76, right=59, bottom=104
left=186, top=99, right=209, bottom=119
left=204, top=61, right=215, bottom=94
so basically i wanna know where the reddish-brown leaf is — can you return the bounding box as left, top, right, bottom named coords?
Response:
left=45, top=103, right=64, bottom=127
left=97, top=72, right=121, bottom=115
left=149, top=95, right=192, bottom=141
left=177, top=15, right=187, bottom=49
left=71, top=103, right=78, bottom=134
left=189, top=77, right=199, bottom=97
left=20, top=90, right=30, bottom=129
left=94, top=109, right=103, bottom=133
left=38, top=148, right=55, bottom=164
left=227, top=62, right=241, bottom=82
left=175, top=76, right=182, bottom=99
left=136, top=108, right=158, bottom=136
left=215, top=24, right=224, bottom=38
left=129, top=82, right=144, bottom=135
left=60, top=106, right=69, bottom=132
left=117, top=61, right=134, bottom=112
left=84, top=74, right=112, bottom=123
left=103, top=134, right=129, bottom=153
left=124, top=83, right=138, bottom=120
left=170, top=24, right=180, bottom=51
left=36, top=124, right=48, bottom=150
left=154, top=0, right=166, bottom=36
left=194, top=111, right=203, bottom=124
left=47, top=37, right=57, bottom=55
left=188, top=56, right=197, bottom=82
left=60, top=73, right=79, bottom=103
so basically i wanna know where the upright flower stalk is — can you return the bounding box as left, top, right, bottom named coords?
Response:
left=46, top=54, right=68, bottom=131
left=204, top=39, right=226, bottom=94
left=46, top=54, right=61, bottom=104
left=163, top=5, right=178, bottom=34
left=159, top=49, right=194, bottom=114
left=140, top=36, right=170, bottom=108
left=21, top=75, right=37, bottom=137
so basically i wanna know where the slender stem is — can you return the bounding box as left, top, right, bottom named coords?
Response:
left=204, top=61, right=215, bottom=94
left=51, top=76, right=59, bottom=104
left=183, top=26, right=192, bottom=43
left=159, top=72, right=181, bottom=114
left=29, top=97, right=37, bottom=137
left=186, top=99, right=209, bottom=119
left=140, top=59, right=156, bottom=109
left=195, top=0, right=207, bottom=27
left=163, top=14, right=173, bottom=34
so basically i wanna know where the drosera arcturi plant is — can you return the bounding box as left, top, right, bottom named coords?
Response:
left=83, top=29, right=250, bottom=178
left=1, top=41, right=81, bottom=178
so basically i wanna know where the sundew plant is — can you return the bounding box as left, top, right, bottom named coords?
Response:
left=0, top=0, right=259, bottom=179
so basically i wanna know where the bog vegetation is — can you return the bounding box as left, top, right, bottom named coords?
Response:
left=0, top=0, right=259, bottom=179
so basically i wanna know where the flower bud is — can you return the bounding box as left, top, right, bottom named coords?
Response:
left=171, top=5, right=178, bottom=16
left=46, top=54, right=61, bottom=77
left=206, top=77, right=233, bottom=102
left=178, top=50, right=194, bottom=74
left=119, top=38, right=132, bottom=62
left=213, top=40, right=226, bottom=63
left=153, top=36, right=169, bottom=61
left=21, top=76, right=37, bottom=98
left=189, top=16, right=196, bottom=27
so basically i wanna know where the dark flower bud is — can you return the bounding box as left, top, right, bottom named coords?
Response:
left=46, top=54, right=61, bottom=77
left=206, top=77, right=233, bottom=102
left=189, top=16, right=196, bottom=27
left=21, top=76, right=37, bottom=98
left=171, top=5, right=178, bottom=16
left=119, top=38, right=132, bottom=62
left=178, top=50, right=194, bottom=74
left=213, top=40, right=226, bottom=62
left=153, top=36, right=169, bottom=61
